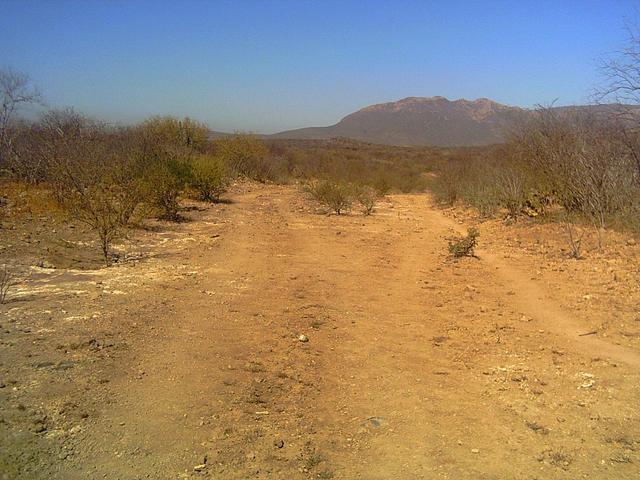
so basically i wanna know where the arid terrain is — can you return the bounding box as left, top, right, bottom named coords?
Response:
left=1, top=182, right=639, bottom=479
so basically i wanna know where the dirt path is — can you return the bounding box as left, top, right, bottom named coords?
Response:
left=25, top=185, right=640, bottom=479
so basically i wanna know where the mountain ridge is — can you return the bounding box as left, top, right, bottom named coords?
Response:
left=267, top=97, right=629, bottom=146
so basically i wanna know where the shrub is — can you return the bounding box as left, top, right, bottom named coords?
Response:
left=137, top=116, right=208, bottom=152
left=263, top=138, right=436, bottom=193
left=355, top=185, right=380, bottom=215
left=372, top=175, right=392, bottom=196
left=508, top=108, right=639, bottom=232
left=26, top=110, right=148, bottom=265
left=431, top=161, right=468, bottom=205
left=563, top=222, right=585, bottom=259
left=495, top=167, right=527, bottom=218
left=133, top=116, right=210, bottom=220
left=448, top=227, right=480, bottom=258
left=305, top=180, right=353, bottom=215
left=190, top=155, right=229, bottom=202
left=143, top=157, right=192, bottom=221
left=68, top=184, right=127, bottom=265
left=215, top=134, right=271, bottom=181
left=0, top=264, right=16, bottom=304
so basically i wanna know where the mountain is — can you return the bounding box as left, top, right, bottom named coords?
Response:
left=269, top=97, right=635, bottom=147
left=269, top=97, right=524, bottom=146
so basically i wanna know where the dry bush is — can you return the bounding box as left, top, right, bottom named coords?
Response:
left=265, top=138, right=436, bottom=193
left=305, top=180, right=353, bottom=215
left=354, top=185, right=380, bottom=215
left=2, top=106, right=215, bottom=263
left=448, top=227, right=480, bottom=258
left=495, top=166, right=527, bottom=218
left=430, top=155, right=504, bottom=217
left=134, top=116, right=210, bottom=220
left=0, top=264, right=16, bottom=304
left=19, top=110, right=151, bottom=265
left=563, top=222, right=585, bottom=259
left=215, top=134, right=272, bottom=181
left=430, top=108, right=640, bottom=235
left=142, top=157, right=192, bottom=221
left=430, top=161, right=467, bottom=205
left=429, top=147, right=506, bottom=215
left=189, top=154, right=229, bottom=202
left=509, top=108, right=639, bottom=234
left=29, top=111, right=126, bottom=264
left=0, top=69, right=41, bottom=175
left=137, top=116, right=209, bottom=152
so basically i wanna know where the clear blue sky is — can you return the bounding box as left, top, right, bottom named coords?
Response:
left=1, top=0, right=637, bottom=133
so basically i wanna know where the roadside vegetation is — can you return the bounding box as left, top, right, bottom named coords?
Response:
left=429, top=108, right=640, bottom=247
left=0, top=71, right=273, bottom=265
left=429, top=30, right=640, bottom=245
left=3, top=27, right=640, bottom=267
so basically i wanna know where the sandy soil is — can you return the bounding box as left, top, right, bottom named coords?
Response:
left=1, top=183, right=639, bottom=479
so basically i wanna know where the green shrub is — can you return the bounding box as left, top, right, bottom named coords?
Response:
left=190, top=155, right=229, bottom=202
left=144, top=157, right=192, bottom=221
left=448, top=227, right=480, bottom=258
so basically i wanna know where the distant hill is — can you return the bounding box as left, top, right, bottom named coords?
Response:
left=268, top=97, right=635, bottom=147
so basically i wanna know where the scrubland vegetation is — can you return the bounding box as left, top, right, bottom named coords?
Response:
left=430, top=31, right=640, bottom=240
left=0, top=69, right=280, bottom=265
left=0, top=68, right=447, bottom=266
left=429, top=108, right=640, bottom=238
left=3, top=19, right=640, bottom=480
left=2, top=34, right=640, bottom=270
left=3, top=95, right=639, bottom=266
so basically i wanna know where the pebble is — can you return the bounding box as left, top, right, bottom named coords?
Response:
left=471, top=448, right=479, bottom=454
left=298, top=334, right=309, bottom=343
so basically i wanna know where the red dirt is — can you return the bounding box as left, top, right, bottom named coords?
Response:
left=1, top=183, right=639, bottom=479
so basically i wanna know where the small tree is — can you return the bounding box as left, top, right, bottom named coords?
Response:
left=563, top=221, right=585, bottom=259
left=0, top=69, right=41, bottom=170
left=69, top=184, right=125, bottom=265
left=34, top=110, right=145, bottom=265
left=137, top=116, right=209, bottom=152
left=0, top=264, right=16, bottom=304
left=495, top=167, right=527, bottom=218
left=597, top=22, right=640, bottom=180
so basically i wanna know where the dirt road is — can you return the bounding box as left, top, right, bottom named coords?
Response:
left=2, top=184, right=639, bottom=479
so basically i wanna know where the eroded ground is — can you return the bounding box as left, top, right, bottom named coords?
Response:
left=1, top=183, right=639, bottom=479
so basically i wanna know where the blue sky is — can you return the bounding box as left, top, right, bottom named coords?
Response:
left=1, top=0, right=637, bottom=132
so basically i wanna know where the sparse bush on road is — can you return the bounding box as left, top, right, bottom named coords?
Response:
left=305, top=180, right=353, bottom=215
left=448, top=227, right=480, bottom=258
